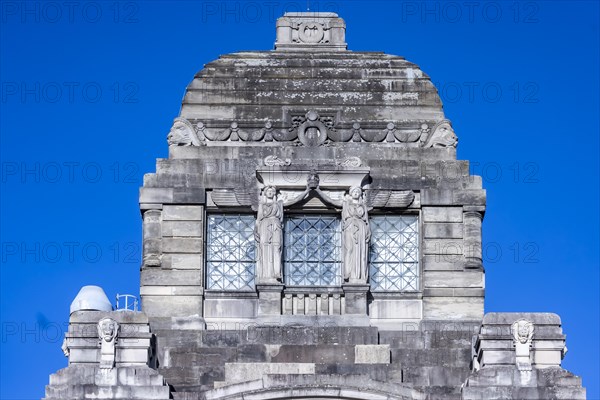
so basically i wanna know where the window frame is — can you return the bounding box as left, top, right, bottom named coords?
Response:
left=203, top=208, right=423, bottom=294
left=367, top=211, right=422, bottom=294
left=282, top=213, right=343, bottom=288
left=204, top=212, right=257, bottom=292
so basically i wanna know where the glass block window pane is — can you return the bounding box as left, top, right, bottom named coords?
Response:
left=284, top=215, right=341, bottom=286
left=206, top=214, right=256, bottom=291
left=369, top=216, right=419, bottom=291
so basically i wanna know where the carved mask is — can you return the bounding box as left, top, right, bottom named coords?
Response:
left=98, top=318, right=118, bottom=342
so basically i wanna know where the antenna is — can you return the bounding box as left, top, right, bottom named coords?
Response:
left=307, top=0, right=310, bottom=11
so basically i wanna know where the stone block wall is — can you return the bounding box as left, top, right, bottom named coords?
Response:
left=139, top=203, right=205, bottom=331
left=139, top=145, right=487, bottom=331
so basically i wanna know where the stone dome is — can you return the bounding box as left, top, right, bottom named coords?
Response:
left=176, top=13, right=447, bottom=147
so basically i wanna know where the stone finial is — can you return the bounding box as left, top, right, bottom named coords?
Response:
left=511, top=319, right=534, bottom=372
left=275, top=13, right=347, bottom=52
left=97, top=317, right=119, bottom=370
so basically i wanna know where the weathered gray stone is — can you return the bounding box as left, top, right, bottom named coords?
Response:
left=161, top=253, right=202, bottom=270
left=422, top=207, right=463, bottom=223
left=423, top=222, right=463, bottom=238
left=223, top=362, right=315, bottom=385
left=162, top=220, right=203, bottom=237
left=162, top=205, right=203, bottom=221
left=423, top=297, right=484, bottom=320
left=369, top=299, right=423, bottom=319
left=141, top=269, right=201, bottom=286
left=423, top=271, right=484, bottom=288
left=355, top=344, right=391, bottom=364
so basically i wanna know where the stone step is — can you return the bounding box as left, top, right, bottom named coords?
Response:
left=45, top=384, right=170, bottom=399
left=47, top=366, right=167, bottom=386
left=462, top=386, right=587, bottom=400
left=315, top=363, right=392, bottom=382
left=159, top=366, right=224, bottom=387
left=391, top=347, right=471, bottom=368
left=267, top=344, right=357, bottom=364
left=166, top=347, right=238, bottom=367
left=403, top=366, right=471, bottom=386
left=172, top=392, right=201, bottom=400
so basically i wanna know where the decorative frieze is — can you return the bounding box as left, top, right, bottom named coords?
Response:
left=166, top=114, right=457, bottom=147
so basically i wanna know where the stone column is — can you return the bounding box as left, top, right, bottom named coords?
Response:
left=463, top=206, right=483, bottom=269
left=142, top=209, right=162, bottom=267
left=342, top=284, right=369, bottom=315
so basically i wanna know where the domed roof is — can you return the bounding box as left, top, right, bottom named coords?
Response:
left=176, top=13, right=447, bottom=146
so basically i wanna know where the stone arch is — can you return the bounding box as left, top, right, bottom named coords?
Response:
left=202, top=378, right=425, bottom=400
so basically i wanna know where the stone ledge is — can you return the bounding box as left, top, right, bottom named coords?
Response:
left=482, top=312, right=561, bottom=326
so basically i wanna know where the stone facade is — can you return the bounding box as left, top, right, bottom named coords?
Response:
left=44, top=12, right=585, bottom=400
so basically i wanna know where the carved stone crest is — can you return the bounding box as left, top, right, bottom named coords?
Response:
left=297, top=110, right=328, bottom=146
left=298, top=22, right=324, bottom=43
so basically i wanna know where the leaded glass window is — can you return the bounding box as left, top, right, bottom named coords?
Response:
left=284, top=215, right=342, bottom=286
left=369, top=215, right=419, bottom=291
left=206, top=214, right=255, bottom=291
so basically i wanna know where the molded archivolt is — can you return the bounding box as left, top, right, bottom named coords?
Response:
left=202, top=376, right=424, bottom=400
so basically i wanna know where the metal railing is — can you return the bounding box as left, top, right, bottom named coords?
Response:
left=115, top=293, right=139, bottom=311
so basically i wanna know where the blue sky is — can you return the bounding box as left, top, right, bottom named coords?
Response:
left=1, top=1, right=598, bottom=399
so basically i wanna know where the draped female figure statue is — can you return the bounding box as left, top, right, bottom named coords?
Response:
left=255, top=184, right=310, bottom=283
left=316, top=185, right=371, bottom=283
left=341, top=187, right=371, bottom=282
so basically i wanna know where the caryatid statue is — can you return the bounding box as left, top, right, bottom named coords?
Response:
left=255, top=183, right=310, bottom=283
left=317, top=185, right=371, bottom=283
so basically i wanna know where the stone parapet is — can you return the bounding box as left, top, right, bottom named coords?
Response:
left=44, top=310, right=170, bottom=400
left=462, top=312, right=586, bottom=400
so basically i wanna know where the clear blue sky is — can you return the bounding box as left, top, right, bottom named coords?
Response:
left=1, top=1, right=598, bottom=399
